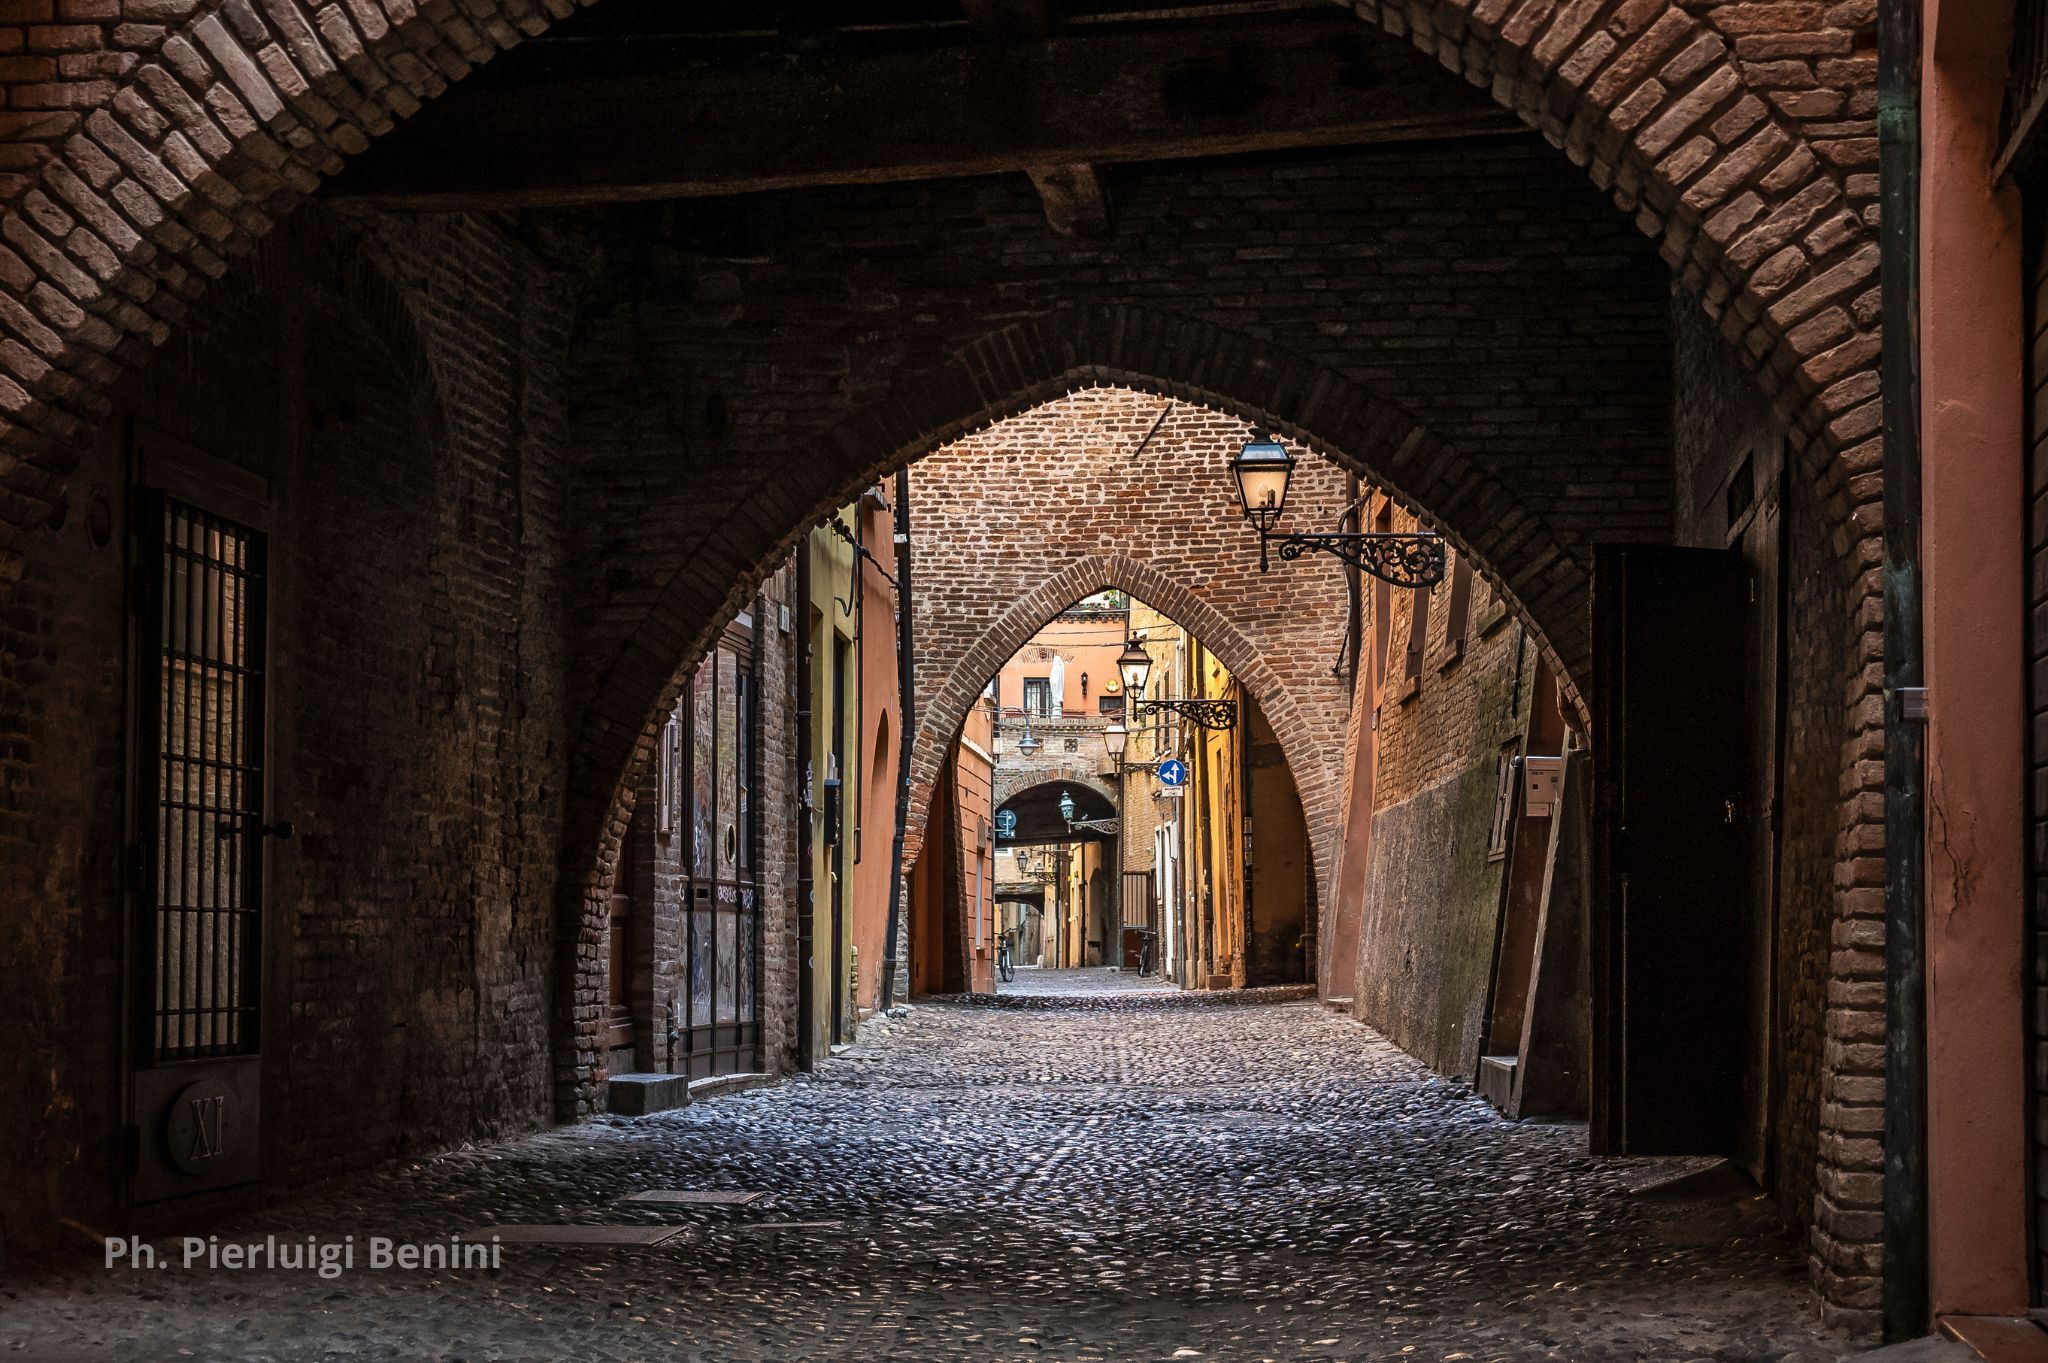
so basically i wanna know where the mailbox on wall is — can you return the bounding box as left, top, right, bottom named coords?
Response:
left=1522, top=755, right=1564, bottom=818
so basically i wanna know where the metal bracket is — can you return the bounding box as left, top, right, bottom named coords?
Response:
left=1266, top=530, right=1447, bottom=587
left=1132, top=697, right=1238, bottom=730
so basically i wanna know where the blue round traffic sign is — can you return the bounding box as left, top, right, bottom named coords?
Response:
left=1156, top=758, right=1188, bottom=787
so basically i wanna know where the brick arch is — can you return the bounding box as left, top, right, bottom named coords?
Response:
left=993, top=772, right=1119, bottom=818
left=549, top=311, right=1499, bottom=1125
left=0, top=0, right=1873, bottom=607
left=0, top=6, right=1882, bottom=1304
left=567, top=305, right=1587, bottom=899
left=904, top=552, right=1345, bottom=929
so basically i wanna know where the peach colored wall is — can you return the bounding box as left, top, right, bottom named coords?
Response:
left=851, top=497, right=903, bottom=1017
left=996, top=614, right=1129, bottom=715
left=1919, top=0, right=2029, bottom=1315
left=958, top=701, right=999, bottom=993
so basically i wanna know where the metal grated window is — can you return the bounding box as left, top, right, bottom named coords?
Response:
left=142, top=493, right=268, bottom=1061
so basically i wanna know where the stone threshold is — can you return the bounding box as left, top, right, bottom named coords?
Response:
left=606, top=1070, right=778, bottom=1116
left=1849, top=1319, right=2048, bottom=1363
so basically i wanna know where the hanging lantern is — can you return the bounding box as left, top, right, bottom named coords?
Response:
left=1230, top=432, right=1295, bottom=532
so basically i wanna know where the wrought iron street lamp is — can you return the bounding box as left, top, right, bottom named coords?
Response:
left=1116, top=638, right=1152, bottom=699
left=1133, top=695, right=1237, bottom=730
left=1104, top=720, right=1127, bottom=762
left=1229, top=432, right=1446, bottom=586
left=1120, top=632, right=1237, bottom=730
left=1058, top=789, right=1077, bottom=823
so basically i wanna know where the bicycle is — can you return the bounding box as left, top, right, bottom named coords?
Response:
left=996, top=930, right=1017, bottom=983
left=1130, top=927, right=1159, bottom=979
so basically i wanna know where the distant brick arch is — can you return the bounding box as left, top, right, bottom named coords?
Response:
left=994, top=770, right=1119, bottom=817
left=908, top=551, right=1345, bottom=911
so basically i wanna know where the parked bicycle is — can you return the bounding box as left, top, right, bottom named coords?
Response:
left=1130, top=927, right=1160, bottom=979
left=997, top=930, right=1017, bottom=983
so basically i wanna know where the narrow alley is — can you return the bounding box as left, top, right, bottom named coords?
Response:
left=5, top=982, right=1843, bottom=1363
left=6, top=0, right=2046, bottom=1355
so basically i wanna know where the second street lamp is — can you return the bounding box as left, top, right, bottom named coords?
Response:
left=1228, top=431, right=1447, bottom=587
left=1121, top=630, right=1238, bottom=731
left=1104, top=720, right=1127, bottom=762
left=1117, top=638, right=1152, bottom=700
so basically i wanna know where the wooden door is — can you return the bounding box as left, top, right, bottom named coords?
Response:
left=1591, top=544, right=1750, bottom=1155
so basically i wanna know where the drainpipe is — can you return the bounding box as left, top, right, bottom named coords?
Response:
left=795, top=545, right=817, bottom=1071
left=1877, top=0, right=1928, bottom=1339
left=881, top=468, right=915, bottom=1011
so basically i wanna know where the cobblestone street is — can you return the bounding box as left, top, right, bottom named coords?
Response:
left=3, top=991, right=1850, bottom=1363
left=998, top=965, right=1178, bottom=998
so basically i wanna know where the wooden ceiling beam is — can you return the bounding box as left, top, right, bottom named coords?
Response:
left=962, top=0, right=1060, bottom=39
left=326, top=12, right=1522, bottom=211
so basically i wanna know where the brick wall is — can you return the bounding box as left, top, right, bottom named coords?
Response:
left=1669, top=280, right=1860, bottom=1302
left=0, top=202, right=573, bottom=1247
left=1354, top=509, right=1534, bottom=1076
left=620, top=567, right=800, bottom=1079
left=0, top=0, right=1889, bottom=1325
left=904, top=389, right=1356, bottom=914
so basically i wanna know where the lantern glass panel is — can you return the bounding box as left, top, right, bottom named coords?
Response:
left=1232, top=438, right=1295, bottom=531
left=1117, top=641, right=1152, bottom=699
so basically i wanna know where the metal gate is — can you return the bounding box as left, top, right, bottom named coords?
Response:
left=676, top=624, right=761, bottom=1078
left=127, top=486, right=270, bottom=1205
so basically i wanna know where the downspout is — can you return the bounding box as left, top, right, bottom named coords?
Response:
left=1878, top=0, right=1928, bottom=1338
left=881, top=468, right=915, bottom=1011
left=795, top=545, right=817, bottom=1071
left=1338, top=475, right=1365, bottom=685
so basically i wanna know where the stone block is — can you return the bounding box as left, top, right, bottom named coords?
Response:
left=607, top=1073, right=691, bottom=1117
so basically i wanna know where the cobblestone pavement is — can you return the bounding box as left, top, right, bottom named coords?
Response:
left=2, top=998, right=1852, bottom=1363
left=998, top=965, right=1176, bottom=997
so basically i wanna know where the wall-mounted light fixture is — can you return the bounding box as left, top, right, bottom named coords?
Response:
left=1230, top=432, right=1446, bottom=586
left=1120, top=635, right=1236, bottom=730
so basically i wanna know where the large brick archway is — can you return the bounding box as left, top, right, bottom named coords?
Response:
left=0, top=0, right=1886, bottom=1324
left=0, top=0, right=1873, bottom=592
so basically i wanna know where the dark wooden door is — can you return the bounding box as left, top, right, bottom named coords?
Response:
left=1591, top=544, right=1750, bottom=1155
left=128, top=486, right=269, bottom=1205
